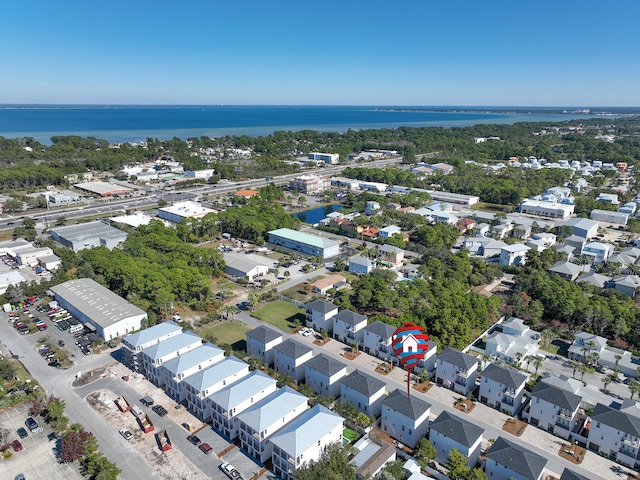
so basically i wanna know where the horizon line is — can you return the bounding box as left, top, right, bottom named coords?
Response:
left=0, top=103, right=638, bottom=109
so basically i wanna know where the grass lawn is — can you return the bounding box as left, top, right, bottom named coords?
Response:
left=471, top=202, right=514, bottom=213
left=252, top=300, right=306, bottom=333
left=198, top=320, right=250, bottom=353
left=343, top=428, right=361, bottom=443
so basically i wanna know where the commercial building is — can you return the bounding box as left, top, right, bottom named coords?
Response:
left=185, top=169, right=215, bottom=179
left=0, top=271, right=26, bottom=295
left=590, top=209, right=629, bottom=225
left=289, top=174, right=330, bottom=194
left=50, top=221, right=128, bottom=251
left=268, top=228, right=340, bottom=259
left=519, top=199, right=575, bottom=219
left=561, top=218, right=599, bottom=239
left=49, top=278, right=148, bottom=340
left=308, top=152, right=339, bottom=164
left=223, top=253, right=272, bottom=281
left=74, top=181, right=133, bottom=197
left=157, top=201, right=216, bottom=223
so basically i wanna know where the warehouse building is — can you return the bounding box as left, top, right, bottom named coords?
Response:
left=50, top=221, right=128, bottom=251
left=74, top=181, right=133, bottom=197
left=223, top=253, right=273, bottom=281
left=268, top=228, right=340, bottom=259
left=157, top=201, right=217, bottom=223
left=49, top=278, right=147, bottom=340
left=590, top=209, right=629, bottom=226
left=519, top=199, right=575, bottom=219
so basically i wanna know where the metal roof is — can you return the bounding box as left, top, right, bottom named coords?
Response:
left=161, top=343, right=224, bottom=375
left=183, top=355, right=249, bottom=393
left=236, top=386, right=308, bottom=433
left=123, top=321, right=182, bottom=349
left=209, top=370, right=277, bottom=412
left=269, top=405, right=343, bottom=458
left=50, top=278, right=146, bottom=328
left=268, top=228, right=339, bottom=249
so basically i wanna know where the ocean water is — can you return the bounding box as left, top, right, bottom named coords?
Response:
left=0, top=105, right=603, bottom=144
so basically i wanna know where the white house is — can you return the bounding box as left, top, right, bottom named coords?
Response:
left=526, top=376, right=582, bottom=440
left=362, top=320, right=396, bottom=362
left=246, top=325, right=283, bottom=366
left=381, top=389, right=431, bottom=448
left=270, top=405, right=344, bottom=480
left=582, top=241, right=614, bottom=263
left=121, top=320, right=183, bottom=373
left=479, top=239, right=508, bottom=258
left=349, top=255, right=375, bottom=274
left=378, top=225, right=401, bottom=239
left=272, top=339, right=314, bottom=382
left=210, top=370, right=278, bottom=440
left=237, top=386, right=308, bottom=464
left=333, top=309, right=368, bottom=345
left=479, top=363, right=529, bottom=416
left=184, top=356, right=250, bottom=421
left=140, top=331, right=203, bottom=385
left=364, top=201, right=381, bottom=215
left=305, top=299, right=339, bottom=332
left=435, top=348, right=479, bottom=395
left=499, top=244, right=531, bottom=266
left=340, top=369, right=387, bottom=418
left=160, top=343, right=225, bottom=401
left=429, top=411, right=484, bottom=467
left=485, top=317, right=541, bottom=366
left=304, top=353, right=348, bottom=399
left=485, top=436, right=547, bottom=480
left=588, top=402, right=640, bottom=469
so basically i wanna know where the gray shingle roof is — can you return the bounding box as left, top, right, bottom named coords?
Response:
left=304, top=353, right=347, bottom=377
left=430, top=411, right=483, bottom=448
left=481, top=363, right=527, bottom=389
left=246, top=325, right=282, bottom=344
left=532, top=381, right=581, bottom=411
left=306, top=299, right=338, bottom=314
left=437, top=347, right=478, bottom=370
left=335, top=309, right=367, bottom=326
left=381, top=389, right=431, bottom=421
left=273, top=338, right=313, bottom=359
left=363, top=320, right=396, bottom=339
left=590, top=402, right=640, bottom=437
left=559, top=469, right=593, bottom=480
left=486, top=436, right=547, bottom=480
left=340, top=369, right=386, bottom=396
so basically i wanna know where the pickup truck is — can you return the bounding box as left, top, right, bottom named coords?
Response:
left=220, top=462, right=243, bottom=480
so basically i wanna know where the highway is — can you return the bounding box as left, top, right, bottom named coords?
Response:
left=0, top=157, right=403, bottom=230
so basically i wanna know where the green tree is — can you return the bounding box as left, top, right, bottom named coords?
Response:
left=294, top=442, right=355, bottom=480
left=0, top=358, right=17, bottom=381
left=445, top=448, right=471, bottom=480
left=414, top=437, right=436, bottom=467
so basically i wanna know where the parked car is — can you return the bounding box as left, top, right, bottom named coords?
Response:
left=187, top=435, right=201, bottom=446
left=199, top=442, right=213, bottom=455
left=119, top=428, right=133, bottom=441
left=16, top=427, right=28, bottom=439
left=152, top=405, right=168, bottom=417
left=12, top=439, right=23, bottom=451
left=25, top=417, right=41, bottom=432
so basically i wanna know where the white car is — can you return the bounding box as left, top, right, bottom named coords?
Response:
left=119, top=428, right=133, bottom=441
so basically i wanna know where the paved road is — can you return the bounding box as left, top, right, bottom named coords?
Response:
left=0, top=316, right=162, bottom=480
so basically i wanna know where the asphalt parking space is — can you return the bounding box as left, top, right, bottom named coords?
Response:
left=0, top=403, right=83, bottom=480
left=219, top=445, right=261, bottom=480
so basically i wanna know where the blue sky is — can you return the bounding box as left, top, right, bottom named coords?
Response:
left=2, top=0, right=639, bottom=106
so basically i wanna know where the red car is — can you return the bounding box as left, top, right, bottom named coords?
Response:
left=12, top=439, right=23, bottom=451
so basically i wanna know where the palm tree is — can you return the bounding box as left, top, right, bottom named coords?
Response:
left=578, top=364, right=588, bottom=381
left=525, top=356, right=534, bottom=373
left=614, top=354, right=622, bottom=370
left=223, top=304, right=237, bottom=320
left=515, top=352, right=523, bottom=367
left=532, top=356, right=544, bottom=376
left=603, top=375, right=612, bottom=392
left=629, top=380, right=640, bottom=400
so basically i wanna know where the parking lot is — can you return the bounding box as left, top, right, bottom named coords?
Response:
left=0, top=403, right=83, bottom=480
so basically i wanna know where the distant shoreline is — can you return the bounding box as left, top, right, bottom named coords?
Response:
left=0, top=105, right=631, bottom=144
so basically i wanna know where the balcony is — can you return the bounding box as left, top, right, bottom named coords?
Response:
left=455, top=376, right=467, bottom=386
left=346, top=332, right=355, bottom=340
left=555, top=419, right=570, bottom=430
left=557, top=410, right=572, bottom=420
left=502, top=395, right=514, bottom=406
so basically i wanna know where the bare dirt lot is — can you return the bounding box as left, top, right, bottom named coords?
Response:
left=86, top=390, right=208, bottom=480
